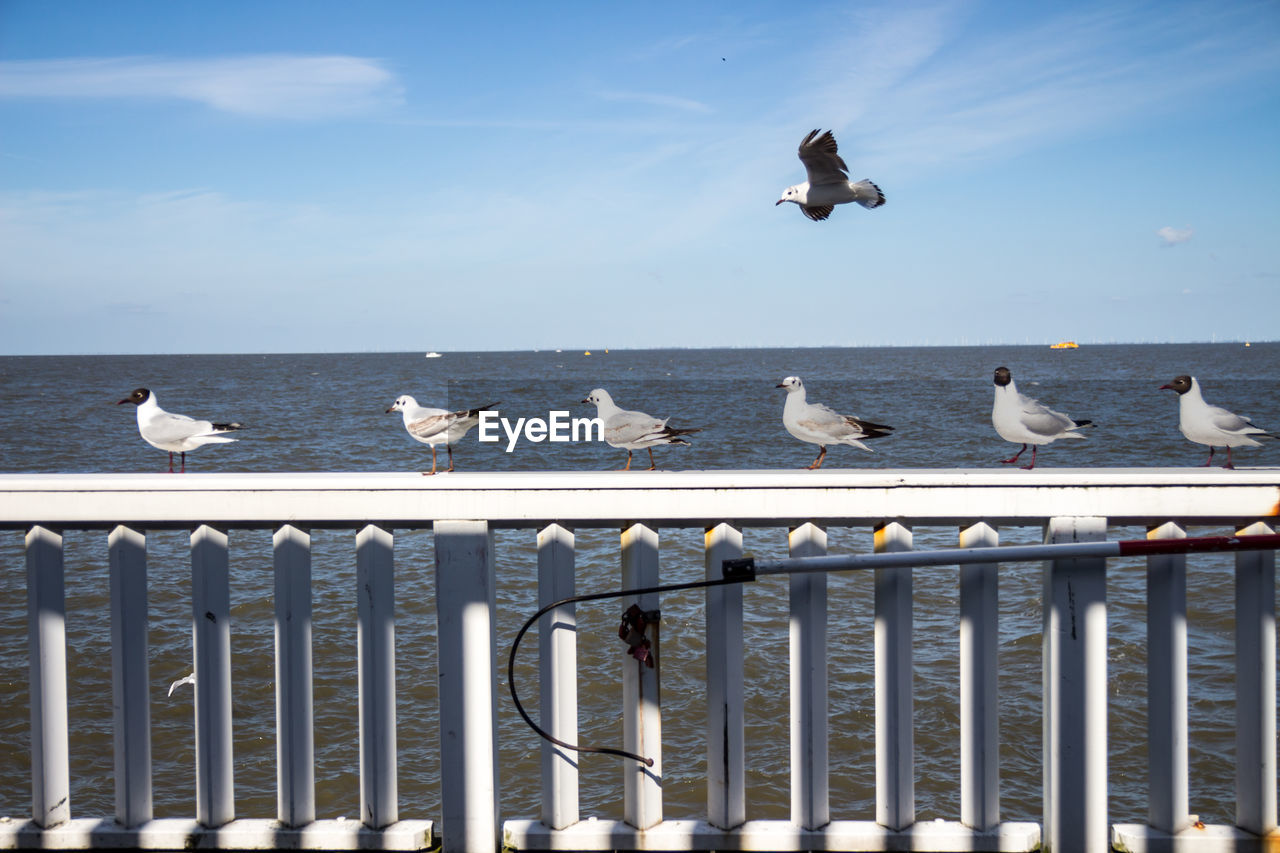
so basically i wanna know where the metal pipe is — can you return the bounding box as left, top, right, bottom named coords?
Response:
left=726, top=533, right=1280, bottom=578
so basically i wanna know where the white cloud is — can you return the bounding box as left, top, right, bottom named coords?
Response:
left=799, top=2, right=1280, bottom=178
left=0, top=55, right=402, bottom=119
left=596, top=90, right=712, bottom=113
left=1157, top=225, right=1194, bottom=246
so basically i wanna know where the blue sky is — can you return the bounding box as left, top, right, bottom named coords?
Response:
left=1, top=1, right=1277, bottom=354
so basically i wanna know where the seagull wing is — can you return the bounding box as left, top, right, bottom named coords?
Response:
left=844, top=415, right=894, bottom=438
left=1207, top=404, right=1254, bottom=433
left=798, top=129, right=849, bottom=187
left=1019, top=396, right=1078, bottom=436
left=444, top=402, right=498, bottom=442
left=794, top=402, right=860, bottom=441
left=406, top=412, right=456, bottom=441
left=605, top=410, right=668, bottom=446
left=147, top=411, right=216, bottom=443
left=801, top=401, right=846, bottom=426
left=168, top=673, right=196, bottom=697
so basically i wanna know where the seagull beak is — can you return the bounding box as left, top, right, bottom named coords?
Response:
left=775, top=199, right=784, bottom=206
left=1158, top=384, right=1173, bottom=391
left=116, top=398, right=131, bottom=405
left=580, top=398, right=590, bottom=404
left=385, top=406, right=396, bottom=413
left=775, top=383, right=786, bottom=389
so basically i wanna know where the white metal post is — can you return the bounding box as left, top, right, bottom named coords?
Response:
left=874, top=521, right=914, bottom=831
left=26, top=525, right=70, bottom=828
left=1234, top=520, right=1277, bottom=836
left=1145, top=521, right=1188, bottom=833
left=356, top=524, right=398, bottom=830
left=190, top=524, right=234, bottom=827
left=704, top=522, right=745, bottom=830
left=434, top=520, right=499, bottom=853
left=789, top=522, right=829, bottom=830
left=959, top=521, right=999, bottom=830
left=108, top=524, right=152, bottom=828
left=273, top=524, right=315, bottom=827
left=621, top=522, right=662, bottom=830
left=1042, top=516, right=1108, bottom=853
left=537, top=523, right=578, bottom=830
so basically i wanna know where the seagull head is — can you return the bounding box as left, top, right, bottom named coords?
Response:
left=993, top=367, right=1012, bottom=387
left=582, top=389, right=613, bottom=408
left=118, top=388, right=151, bottom=406
left=776, top=376, right=803, bottom=392
left=776, top=185, right=803, bottom=206
left=386, top=395, right=416, bottom=414
left=1159, top=375, right=1193, bottom=395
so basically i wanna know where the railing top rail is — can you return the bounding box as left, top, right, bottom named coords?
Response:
left=2, top=468, right=1276, bottom=530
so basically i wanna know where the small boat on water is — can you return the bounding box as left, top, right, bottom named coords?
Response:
left=1049, top=341, right=1079, bottom=350
left=424, top=352, right=442, bottom=358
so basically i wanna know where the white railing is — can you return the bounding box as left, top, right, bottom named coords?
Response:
left=0, top=469, right=1276, bottom=853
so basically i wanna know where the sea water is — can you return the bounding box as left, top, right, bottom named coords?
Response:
left=0, top=343, right=1276, bottom=824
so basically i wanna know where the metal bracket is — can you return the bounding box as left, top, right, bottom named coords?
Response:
left=721, top=556, right=756, bottom=581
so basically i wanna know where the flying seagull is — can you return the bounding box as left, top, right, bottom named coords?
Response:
left=777, top=376, right=893, bottom=469
left=776, top=129, right=885, bottom=221
left=1160, top=375, right=1276, bottom=468
left=991, top=367, right=1091, bottom=470
left=582, top=388, right=700, bottom=470
left=387, top=395, right=497, bottom=475
left=117, top=388, right=243, bottom=473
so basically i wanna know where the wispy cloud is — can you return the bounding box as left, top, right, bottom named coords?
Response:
left=1158, top=225, right=1194, bottom=246
left=800, top=1, right=1280, bottom=177
left=597, top=89, right=712, bottom=113
left=0, top=55, right=402, bottom=119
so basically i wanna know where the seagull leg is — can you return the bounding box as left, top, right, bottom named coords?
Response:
left=446, top=443, right=456, bottom=473
left=1202, top=448, right=1215, bottom=467
left=806, top=445, right=827, bottom=470
left=1000, top=444, right=1026, bottom=464
left=623, top=450, right=633, bottom=471
left=180, top=452, right=187, bottom=474
left=422, top=446, right=438, bottom=476
left=647, top=447, right=657, bottom=470
left=167, top=452, right=175, bottom=473
left=1223, top=446, right=1235, bottom=470
left=1021, top=446, right=1038, bottom=470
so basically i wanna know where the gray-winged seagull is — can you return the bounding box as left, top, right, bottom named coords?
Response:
left=777, top=376, right=893, bottom=469
left=117, top=388, right=243, bottom=473
left=991, top=367, right=1091, bottom=470
left=776, top=129, right=885, bottom=221
left=1160, top=375, right=1275, bottom=468
left=387, top=395, right=497, bottom=475
left=582, top=388, right=700, bottom=470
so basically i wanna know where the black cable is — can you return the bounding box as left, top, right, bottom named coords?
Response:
left=507, top=574, right=751, bottom=767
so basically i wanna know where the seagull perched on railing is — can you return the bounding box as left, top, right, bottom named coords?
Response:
left=777, top=376, right=893, bottom=469
left=387, top=395, right=497, bottom=475
left=582, top=389, right=700, bottom=471
left=991, top=367, right=1091, bottom=470
left=776, top=129, right=885, bottom=221
left=1160, top=375, right=1276, bottom=469
left=117, top=388, right=243, bottom=473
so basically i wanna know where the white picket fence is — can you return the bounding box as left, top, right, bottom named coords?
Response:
left=0, top=469, right=1276, bottom=852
